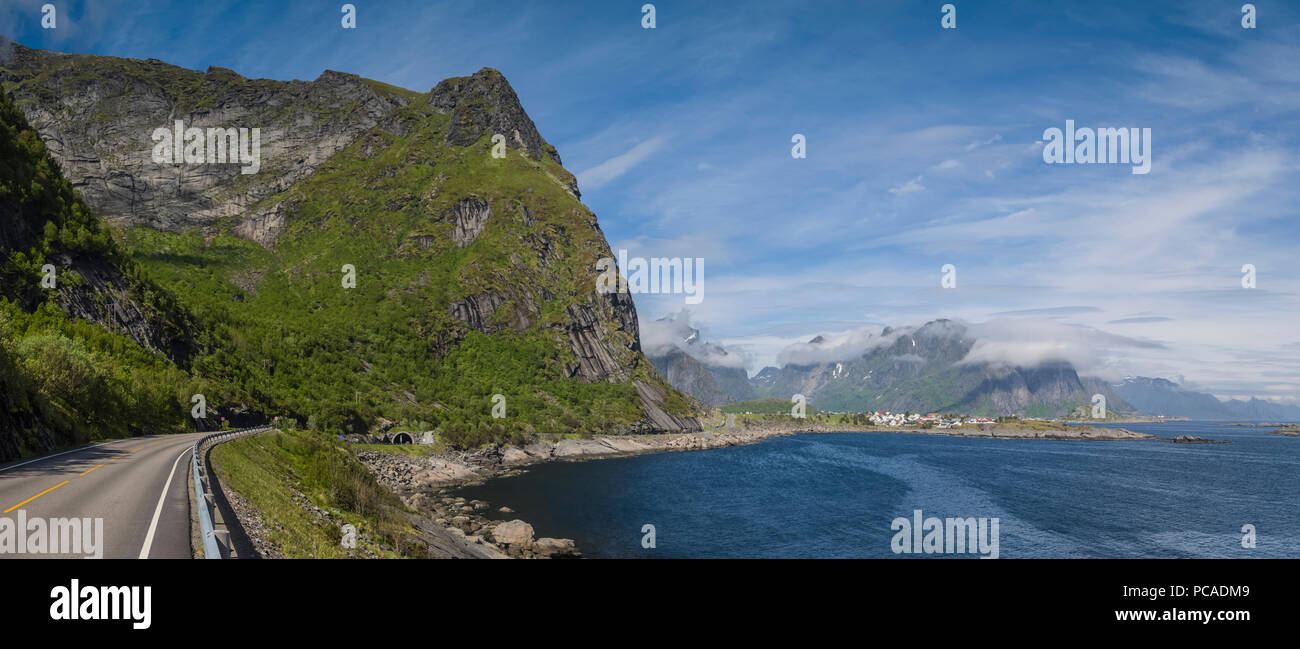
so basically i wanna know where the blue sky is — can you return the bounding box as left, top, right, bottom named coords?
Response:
left=3, top=1, right=1299, bottom=402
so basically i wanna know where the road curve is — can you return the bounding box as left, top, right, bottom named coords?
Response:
left=0, top=433, right=204, bottom=559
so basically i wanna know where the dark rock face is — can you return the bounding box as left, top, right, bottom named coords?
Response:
left=562, top=301, right=632, bottom=383
left=450, top=293, right=507, bottom=333
left=449, top=196, right=492, bottom=248
left=0, top=42, right=411, bottom=239
left=632, top=380, right=702, bottom=432
left=430, top=67, right=561, bottom=165
left=49, top=253, right=195, bottom=364
left=647, top=347, right=751, bottom=406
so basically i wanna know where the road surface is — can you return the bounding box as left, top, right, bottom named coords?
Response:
left=0, top=433, right=203, bottom=559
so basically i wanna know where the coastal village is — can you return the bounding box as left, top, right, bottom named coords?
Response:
left=865, top=412, right=997, bottom=428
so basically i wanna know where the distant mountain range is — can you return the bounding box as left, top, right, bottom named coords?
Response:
left=651, top=319, right=1133, bottom=417
left=649, top=318, right=1299, bottom=420
left=1113, top=377, right=1300, bottom=421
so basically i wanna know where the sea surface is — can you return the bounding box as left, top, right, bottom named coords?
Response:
left=455, top=422, right=1300, bottom=558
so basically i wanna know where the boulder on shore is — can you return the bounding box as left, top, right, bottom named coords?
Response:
left=534, top=537, right=579, bottom=557
left=492, top=520, right=535, bottom=547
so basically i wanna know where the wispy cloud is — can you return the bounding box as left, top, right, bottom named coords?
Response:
left=888, top=175, right=926, bottom=195
left=578, top=135, right=669, bottom=191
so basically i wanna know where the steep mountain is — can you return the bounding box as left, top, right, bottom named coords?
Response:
left=0, top=88, right=204, bottom=461
left=1114, top=377, right=1300, bottom=421
left=751, top=366, right=780, bottom=389
left=1, top=38, right=702, bottom=445
left=647, top=347, right=737, bottom=406
left=644, top=314, right=752, bottom=406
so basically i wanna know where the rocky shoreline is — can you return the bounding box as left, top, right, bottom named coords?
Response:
left=352, top=418, right=1155, bottom=558
left=353, top=428, right=788, bottom=558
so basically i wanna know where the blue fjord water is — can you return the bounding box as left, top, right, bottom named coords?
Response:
left=455, top=422, right=1300, bottom=558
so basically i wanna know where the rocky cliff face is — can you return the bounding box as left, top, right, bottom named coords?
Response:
left=1, top=38, right=699, bottom=436
left=0, top=40, right=410, bottom=237
left=0, top=86, right=198, bottom=461
left=0, top=80, right=195, bottom=364
left=46, top=251, right=195, bottom=363
left=648, top=347, right=737, bottom=406
left=430, top=68, right=565, bottom=168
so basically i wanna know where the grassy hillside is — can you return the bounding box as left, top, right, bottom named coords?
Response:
left=121, top=95, right=679, bottom=445
left=3, top=45, right=703, bottom=451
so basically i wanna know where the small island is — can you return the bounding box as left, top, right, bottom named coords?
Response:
left=1158, top=435, right=1229, bottom=444
left=1269, top=424, right=1300, bottom=438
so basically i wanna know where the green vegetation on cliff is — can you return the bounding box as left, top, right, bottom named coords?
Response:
left=0, top=91, right=202, bottom=460
left=120, top=92, right=677, bottom=445
left=2, top=43, right=702, bottom=455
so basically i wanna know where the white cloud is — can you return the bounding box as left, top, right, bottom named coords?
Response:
left=960, top=319, right=1163, bottom=377
left=577, top=135, right=669, bottom=190
left=888, top=175, right=926, bottom=195
left=966, top=133, right=1002, bottom=150
left=640, top=310, right=749, bottom=369
left=775, top=326, right=904, bottom=367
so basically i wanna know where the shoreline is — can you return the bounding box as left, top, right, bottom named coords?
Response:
left=353, top=418, right=1154, bottom=558
left=363, top=418, right=1156, bottom=488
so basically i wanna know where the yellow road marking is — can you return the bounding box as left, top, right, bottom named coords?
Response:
left=2, top=438, right=174, bottom=514
left=4, top=480, right=69, bottom=513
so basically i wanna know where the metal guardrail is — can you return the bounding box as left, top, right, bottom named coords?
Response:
left=192, top=426, right=274, bottom=559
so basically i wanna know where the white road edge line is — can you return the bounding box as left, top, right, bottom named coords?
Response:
left=139, top=447, right=192, bottom=560
left=0, top=439, right=122, bottom=474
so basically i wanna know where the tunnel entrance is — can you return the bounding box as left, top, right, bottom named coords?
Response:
left=391, top=432, right=413, bottom=444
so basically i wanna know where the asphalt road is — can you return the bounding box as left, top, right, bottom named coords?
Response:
left=0, top=433, right=204, bottom=559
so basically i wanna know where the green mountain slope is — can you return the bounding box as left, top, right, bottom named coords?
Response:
left=1, top=39, right=703, bottom=446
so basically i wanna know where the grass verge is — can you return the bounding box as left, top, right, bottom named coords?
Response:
left=209, top=429, right=429, bottom=558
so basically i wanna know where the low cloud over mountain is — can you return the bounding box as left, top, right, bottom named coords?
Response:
left=642, top=310, right=748, bottom=369
left=771, top=318, right=1161, bottom=380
